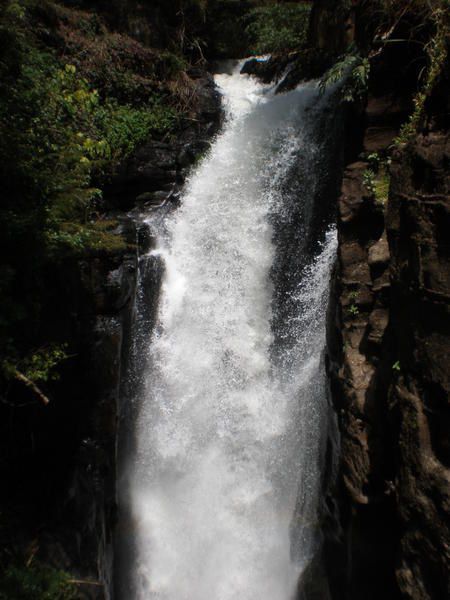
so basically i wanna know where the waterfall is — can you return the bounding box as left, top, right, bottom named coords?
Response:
left=119, top=62, right=339, bottom=600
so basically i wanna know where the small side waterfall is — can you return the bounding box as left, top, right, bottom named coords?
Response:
left=118, top=63, right=340, bottom=600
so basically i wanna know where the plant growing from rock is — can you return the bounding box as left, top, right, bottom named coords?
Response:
left=363, top=168, right=376, bottom=195
left=348, top=304, right=359, bottom=316
left=393, top=1, right=449, bottom=143
left=362, top=152, right=392, bottom=206
left=319, top=50, right=370, bottom=102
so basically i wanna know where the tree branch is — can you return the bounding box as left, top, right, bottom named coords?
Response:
left=12, top=369, right=50, bottom=406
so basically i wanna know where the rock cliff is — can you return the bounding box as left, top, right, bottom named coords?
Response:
left=320, top=2, right=450, bottom=599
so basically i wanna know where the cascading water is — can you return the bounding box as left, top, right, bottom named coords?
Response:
left=119, top=62, right=339, bottom=600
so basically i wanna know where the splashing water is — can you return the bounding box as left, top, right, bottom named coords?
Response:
left=123, top=62, right=337, bottom=600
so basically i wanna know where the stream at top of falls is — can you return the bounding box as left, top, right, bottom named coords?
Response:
left=119, top=61, right=339, bottom=600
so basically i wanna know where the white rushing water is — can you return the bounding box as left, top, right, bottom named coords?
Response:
left=127, top=63, right=337, bottom=600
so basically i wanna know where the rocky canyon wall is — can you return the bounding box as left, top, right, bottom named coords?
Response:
left=0, top=12, right=222, bottom=591
left=316, top=2, right=450, bottom=599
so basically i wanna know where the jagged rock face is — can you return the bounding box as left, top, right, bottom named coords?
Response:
left=327, top=153, right=399, bottom=600
left=0, top=233, right=139, bottom=599
left=386, top=133, right=450, bottom=600
left=39, top=224, right=142, bottom=599
left=325, top=65, right=450, bottom=600
left=310, top=0, right=450, bottom=597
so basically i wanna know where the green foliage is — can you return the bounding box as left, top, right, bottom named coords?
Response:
left=46, top=221, right=128, bottom=255
left=363, top=168, right=376, bottom=195
left=2, top=55, right=174, bottom=229
left=367, top=152, right=381, bottom=169
left=348, top=304, right=359, bottom=316
left=373, top=171, right=390, bottom=206
left=159, top=51, right=189, bottom=79
left=369, top=0, right=449, bottom=31
left=0, top=2, right=177, bottom=257
left=6, top=61, right=104, bottom=224
left=94, top=100, right=177, bottom=164
left=1, top=344, right=69, bottom=406
left=348, top=289, right=360, bottom=317
left=245, top=3, right=311, bottom=55
left=204, top=1, right=254, bottom=58
left=55, top=18, right=186, bottom=105
left=0, top=0, right=180, bottom=371
left=319, top=52, right=370, bottom=102
left=363, top=167, right=390, bottom=205
left=21, top=344, right=68, bottom=383
left=4, top=1, right=26, bottom=20
left=0, top=562, right=77, bottom=600
left=363, top=153, right=391, bottom=206
left=394, top=2, right=449, bottom=142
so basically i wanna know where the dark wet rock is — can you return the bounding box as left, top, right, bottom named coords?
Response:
left=69, top=69, right=221, bottom=595
left=297, top=552, right=332, bottom=600
left=366, top=307, right=389, bottom=350
left=275, top=49, right=334, bottom=94
left=192, top=72, right=223, bottom=130
left=136, top=190, right=170, bottom=206
left=365, top=95, right=410, bottom=127
left=368, top=236, right=390, bottom=271
left=325, top=30, right=450, bottom=600
left=136, top=222, right=154, bottom=254
left=339, top=161, right=384, bottom=243
left=240, top=56, right=287, bottom=83
left=177, top=147, right=193, bottom=168
left=135, top=191, right=157, bottom=204
left=326, top=154, right=399, bottom=596
left=240, top=49, right=334, bottom=93
left=6, top=224, right=140, bottom=598
left=363, top=126, right=398, bottom=153
left=385, top=131, right=450, bottom=600
left=177, top=140, right=211, bottom=168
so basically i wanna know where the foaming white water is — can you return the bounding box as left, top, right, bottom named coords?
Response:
left=128, top=64, right=336, bottom=600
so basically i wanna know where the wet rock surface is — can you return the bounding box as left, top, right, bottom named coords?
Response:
left=325, top=80, right=450, bottom=600
left=326, top=148, right=398, bottom=599
left=240, top=49, right=334, bottom=94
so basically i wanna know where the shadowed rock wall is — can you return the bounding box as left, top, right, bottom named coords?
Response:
left=319, top=1, right=450, bottom=599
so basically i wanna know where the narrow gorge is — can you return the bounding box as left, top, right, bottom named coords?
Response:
left=0, top=2, right=448, bottom=600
